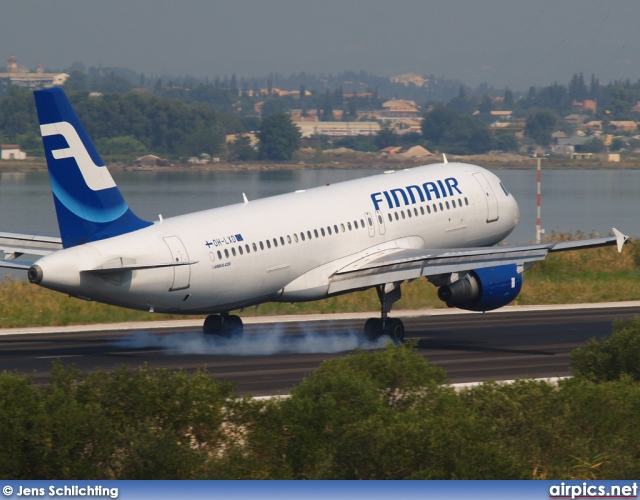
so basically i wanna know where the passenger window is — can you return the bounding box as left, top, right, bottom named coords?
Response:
left=327, top=226, right=332, bottom=235
left=407, top=210, right=412, bottom=218
left=465, top=197, right=469, bottom=206
left=307, top=230, right=312, bottom=239
left=445, top=201, right=450, bottom=209
left=287, top=235, right=291, bottom=244
left=301, top=232, right=305, bottom=241
left=231, top=247, right=236, bottom=257
left=354, top=221, right=358, bottom=229
left=280, top=236, right=285, bottom=245
left=224, top=249, right=229, bottom=258
left=314, top=229, right=319, bottom=238
left=360, top=219, right=365, bottom=228
left=401, top=211, right=405, bottom=219
left=294, top=234, right=298, bottom=243
left=426, top=205, right=431, bottom=214
left=388, top=213, right=393, bottom=222
left=246, top=244, right=250, bottom=253
left=414, top=208, right=418, bottom=216
left=209, top=252, right=215, bottom=261
left=217, top=250, right=222, bottom=259
left=266, top=240, right=271, bottom=249
left=452, top=200, right=456, bottom=208
left=238, top=246, right=243, bottom=255
left=253, top=243, right=258, bottom=252
left=439, top=202, right=444, bottom=211
left=259, top=241, right=264, bottom=250
left=321, top=228, right=325, bottom=237
left=420, top=206, right=424, bottom=215
left=334, top=225, right=339, bottom=233
left=395, top=212, right=399, bottom=220
left=347, top=222, right=352, bottom=231
left=369, top=216, right=374, bottom=226
left=433, top=204, right=438, bottom=213
left=340, top=223, right=345, bottom=232
left=273, top=238, right=277, bottom=247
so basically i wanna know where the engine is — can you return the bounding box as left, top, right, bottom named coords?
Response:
left=437, top=264, right=522, bottom=312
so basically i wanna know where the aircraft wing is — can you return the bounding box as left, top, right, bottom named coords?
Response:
left=0, top=231, right=62, bottom=271
left=328, top=229, right=627, bottom=294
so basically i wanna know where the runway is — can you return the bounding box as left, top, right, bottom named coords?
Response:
left=1, top=304, right=639, bottom=396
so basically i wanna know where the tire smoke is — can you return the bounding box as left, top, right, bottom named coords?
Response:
left=115, top=323, right=392, bottom=356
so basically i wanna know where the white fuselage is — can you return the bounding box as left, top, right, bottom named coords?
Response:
left=33, top=162, right=519, bottom=314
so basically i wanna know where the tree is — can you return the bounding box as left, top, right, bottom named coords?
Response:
left=578, top=137, right=605, bottom=153
left=524, top=110, right=557, bottom=146
left=257, top=113, right=301, bottom=161
left=421, top=105, right=493, bottom=155
left=227, top=135, right=256, bottom=161
left=374, top=126, right=398, bottom=150
left=571, top=318, right=640, bottom=382
left=503, top=88, right=514, bottom=109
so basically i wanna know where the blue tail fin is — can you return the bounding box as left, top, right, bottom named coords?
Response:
left=34, top=88, right=152, bottom=248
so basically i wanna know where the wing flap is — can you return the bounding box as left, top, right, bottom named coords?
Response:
left=328, top=232, right=626, bottom=294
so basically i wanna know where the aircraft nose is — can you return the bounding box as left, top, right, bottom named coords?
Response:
left=512, top=196, right=520, bottom=226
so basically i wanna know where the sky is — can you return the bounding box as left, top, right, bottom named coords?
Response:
left=2, top=0, right=640, bottom=91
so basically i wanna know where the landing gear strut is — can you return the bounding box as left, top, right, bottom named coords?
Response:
left=363, top=283, right=405, bottom=343
left=203, top=313, right=244, bottom=338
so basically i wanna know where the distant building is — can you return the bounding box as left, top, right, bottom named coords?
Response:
left=296, top=121, right=381, bottom=138
left=389, top=73, right=428, bottom=87
left=0, top=145, right=27, bottom=160
left=609, top=121, right=638, bottom=132
left=380, top=99, right=420, bottom=119
left=0, top=56, right=68, bottom=88
left=572, top=100, right=597, bottom=113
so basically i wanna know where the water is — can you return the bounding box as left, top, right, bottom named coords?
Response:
left=1, top=168, right=638, bottom=246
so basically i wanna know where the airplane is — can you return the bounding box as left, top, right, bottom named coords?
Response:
left=0, top=88, right=629, bottom=341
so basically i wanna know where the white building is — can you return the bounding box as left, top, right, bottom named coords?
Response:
left=296, top=121, right=381, bottom=138
left=1, top=145, right=27, bottom=160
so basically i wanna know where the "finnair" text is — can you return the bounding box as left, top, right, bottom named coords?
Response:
left=370, top=177, right=463, bottom=211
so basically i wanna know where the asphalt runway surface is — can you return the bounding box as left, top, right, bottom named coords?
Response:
left=1, top=305, right=639, bottom=396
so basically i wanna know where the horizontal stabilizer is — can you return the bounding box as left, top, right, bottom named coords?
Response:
left=0, top=260, right=34, bottom=271
left=0, top=231, right=63, bottom=271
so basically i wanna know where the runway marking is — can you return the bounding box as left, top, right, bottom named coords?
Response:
left=37, top=354, right=81, bottom=359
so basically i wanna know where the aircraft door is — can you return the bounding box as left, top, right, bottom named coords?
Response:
left=472, top=172, right=499, bottom=223
left=365, top=212, right=375, bottom=237
left=375, top=210, right=386, bottom=235
left=163, top=236, right=191, bottom=291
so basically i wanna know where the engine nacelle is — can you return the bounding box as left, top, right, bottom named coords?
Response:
left=437, top=264, right=522, bottom=312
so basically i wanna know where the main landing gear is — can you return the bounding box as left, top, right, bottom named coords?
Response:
left=363, top=283, right=405, bottom=343
left=203, top=313, right=244, bottom=338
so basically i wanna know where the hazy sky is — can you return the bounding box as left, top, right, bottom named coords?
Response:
left=2, top=0, right=640, bottom=91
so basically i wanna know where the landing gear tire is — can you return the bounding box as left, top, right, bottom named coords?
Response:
left=203, top=314, right=244, bottom=338
left=385, top=318, right=405, bottom=344
left=363, top=317, right=405, bottom=343
left=364, top=318, right=383, bottom=341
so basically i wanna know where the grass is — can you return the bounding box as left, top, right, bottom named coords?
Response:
left=1, top=236, right=638, bottom=328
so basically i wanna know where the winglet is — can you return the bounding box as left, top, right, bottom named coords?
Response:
left=613, top=228, right=628, bottom=253
left=443, top=153, right=448, bottom=164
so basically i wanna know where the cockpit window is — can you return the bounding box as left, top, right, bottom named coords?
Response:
left=500, top=182, right=510, bottom=196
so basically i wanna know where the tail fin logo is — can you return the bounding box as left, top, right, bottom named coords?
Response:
left=40, top=121, right=116, bottom=192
